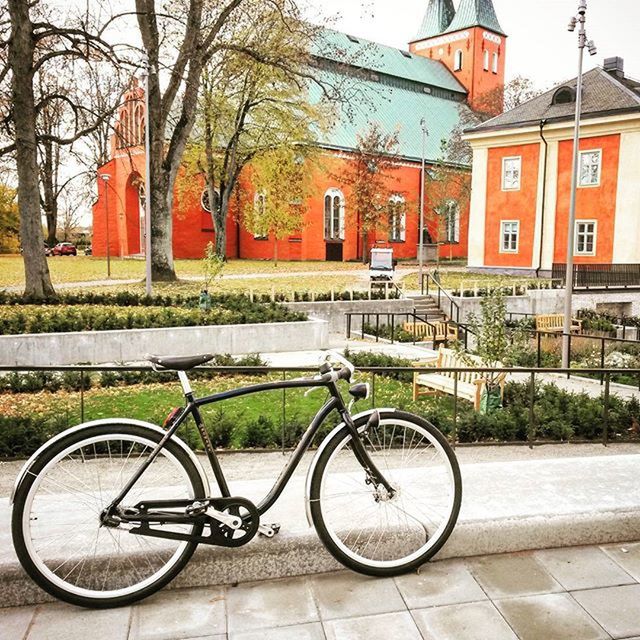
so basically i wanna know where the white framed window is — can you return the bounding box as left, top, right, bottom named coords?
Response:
left=443, top=200, right=460, bottom=243
left=483, top=50, right=489, bottom=71
left=579, top=149, right=601, bottom=187
left=324, top=188, right=345, bottom=241
left=500, top=220, right=519, bottom=253
left=502, top=156, right=521, bottom=191
left=253, top=192, right=268, bottom=240
left=492, top=52, right=499, bottom=74
left=453, top=49, right=463, bottom=71
left=388, top=195, right=406, bottom=242
left=201, top=187, right=219, bottom=213
left=575, top=220, right=597, bottom=256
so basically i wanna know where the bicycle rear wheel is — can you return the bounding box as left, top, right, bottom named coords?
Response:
left=11, top=423, right=205, bottom=608
left=310, top=410, right=461, bottom=576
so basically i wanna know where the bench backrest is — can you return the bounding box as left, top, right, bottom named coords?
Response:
left=436, top=347, right=483, bottom=383
left=404, top=322, right=453, bottom=340
left=536, top=314, right=564, bottom=330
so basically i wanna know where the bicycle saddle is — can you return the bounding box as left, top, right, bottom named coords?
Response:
left=147, top=354, right=214, bottom=371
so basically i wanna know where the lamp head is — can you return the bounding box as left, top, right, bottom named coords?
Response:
left=587, top=40, right=597, bottom=56
left=577, top=0, right=587, bottom=15
left=568, top=16, right=577, bottom=31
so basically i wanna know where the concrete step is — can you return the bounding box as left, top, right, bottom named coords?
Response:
left=2, top=451, right=640, bottom=607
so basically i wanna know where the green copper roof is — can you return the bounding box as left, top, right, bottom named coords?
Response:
left=314, top=28, right=466, bottom=95
left=309, top=68, right=470, bottom=165
left=445, top=0, right=506, bottom=36
left=412, top=0, right=456, bottom=42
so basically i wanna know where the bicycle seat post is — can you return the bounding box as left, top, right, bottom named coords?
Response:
left=177, top=370, right=193, bottom=397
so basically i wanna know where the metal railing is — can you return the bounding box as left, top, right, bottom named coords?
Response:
left=553, top=263, right=640, bottom=290
left=1, top=363, right=638, bottom=453
left=345, top=312, right=468, bottom=348
left=420, top=272, right=461, bottom=324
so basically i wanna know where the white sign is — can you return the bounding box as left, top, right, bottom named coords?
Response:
left=483, top=31, right=502, bottom=45
left=414, top=30, right=470, bottom=51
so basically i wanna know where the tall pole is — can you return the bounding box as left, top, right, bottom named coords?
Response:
left=142, top=59, right=153, bottom=297
left=101, top=174, right=111, bottom=278
left=562, top=1, right=596, bottom=368
left=418, top=119, right=428, bottom=289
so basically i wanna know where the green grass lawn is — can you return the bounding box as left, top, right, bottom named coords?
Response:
left=0, top=256, right=364, bottom=288
left=400, top=270, right=547, bottom=292
left=3, top=373, right=430, bottom=452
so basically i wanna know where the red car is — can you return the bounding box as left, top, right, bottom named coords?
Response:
left=52, top=242, right=77, bottom=256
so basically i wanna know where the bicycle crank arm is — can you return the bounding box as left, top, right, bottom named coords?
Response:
left=207, top=507, right=242, bottom=530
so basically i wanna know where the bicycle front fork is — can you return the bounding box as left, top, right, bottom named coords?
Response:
left=344, top=410, right=396, bottom=497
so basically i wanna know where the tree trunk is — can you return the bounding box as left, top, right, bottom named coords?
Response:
left=8, top=0, right=56, bottom=298
left=213, top=190, right=227, bottom=258
left=361, top=230, right=369, bottom=264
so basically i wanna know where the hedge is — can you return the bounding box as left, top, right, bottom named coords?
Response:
left=0, top=303, right=306, bottom=335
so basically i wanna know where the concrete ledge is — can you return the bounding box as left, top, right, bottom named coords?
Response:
left=0, top=319, right=329, bottom=366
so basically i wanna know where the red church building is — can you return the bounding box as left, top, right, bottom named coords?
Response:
left=93, top=0, right=508, bottom=262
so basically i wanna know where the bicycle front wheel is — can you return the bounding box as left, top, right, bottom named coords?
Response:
left=11, top=423, right=206, bottom=608
left=310, top=410, right=461, bottom=576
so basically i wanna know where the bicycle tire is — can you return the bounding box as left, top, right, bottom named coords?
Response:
left=310, top=409, right=461, bottom=576
left=11, top=423, right=206, bottom=608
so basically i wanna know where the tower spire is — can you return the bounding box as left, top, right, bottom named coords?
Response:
left=411, top=0, right=456, bottom=43
left=445, top=0, right=506, bottom=36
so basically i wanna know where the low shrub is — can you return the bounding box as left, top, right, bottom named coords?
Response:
left=344, top=348, right=414, bottom=382
left=0, top=304, right=305, bottom=335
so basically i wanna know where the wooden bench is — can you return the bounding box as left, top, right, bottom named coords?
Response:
left=412, top=347, right=507, bottom=411
left=403, top=321, right=458, bottom=344
left=535, top=314, right=582, bottom=334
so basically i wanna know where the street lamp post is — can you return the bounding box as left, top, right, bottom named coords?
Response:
left=100, top=174, right=111, bottom=278
left=418, top=119, right=429, bottom=290
left=142, top=58, right=153, bottom=297
left=562, top=1, right=597, bottom=368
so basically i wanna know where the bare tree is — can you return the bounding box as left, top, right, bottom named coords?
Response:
left=2, top=0, right=121, bottom=297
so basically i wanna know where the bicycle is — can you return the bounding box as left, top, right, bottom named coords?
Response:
left=11, top=352, right=462, bottom=609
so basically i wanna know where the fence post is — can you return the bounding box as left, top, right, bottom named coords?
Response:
left=281, top=370, right=286, bottom=455
left=599, top=338, right=606, bottom=385
left=452, top=371, right=458, bottom=450
left=346, top=314, right=351, bottom=340
left=528, top=371, right=535, bottom=449
left=361, top=314, right=365, bottom=340
left=537, top=332, right=542, bottom=368
left=603, top=372, right=610, bottom=447
left=371, top=372, right=376, bottom=408
left=375, top=314, right=380, bottom=343
left=391, top=314, right=395, bottom=344
left=80, top=370, right=85, bottom=423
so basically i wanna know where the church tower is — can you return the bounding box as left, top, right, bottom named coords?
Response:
left=409, top=0, right=507, bottom=115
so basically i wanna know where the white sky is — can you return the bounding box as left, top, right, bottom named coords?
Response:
left=311, top=0, right=640, bottom=90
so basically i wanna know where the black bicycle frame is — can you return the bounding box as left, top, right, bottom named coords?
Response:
left=107, top=373, right=392, bottom=518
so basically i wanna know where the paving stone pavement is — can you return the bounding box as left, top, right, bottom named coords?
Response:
left=3, top=542, right=640, bottom=640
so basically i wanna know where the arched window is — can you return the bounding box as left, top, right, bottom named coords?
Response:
left=135, top=105, right=144, bottom=145
left=324, top=188, right=345, bottom=241
left=253, top=191, right=269, bottom=240
left=483, top=50, right=490, bottom=71
left=388, top=195, right=406, bottom=242
left=552, top=86, right=576, bottom=105
left=201, top=187, right=220, bottom=214
left=454, top=49, right=463, bottom=71
left=442, top=200, right=460, bottom=244
left=492, top=52, right=499, bottom=74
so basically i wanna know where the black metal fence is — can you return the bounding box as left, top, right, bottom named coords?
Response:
left=345, top=312, right=469, bottom=348
left=1, top=363, right=638, bottom=452
left=553, top=263, right=640, bottom=290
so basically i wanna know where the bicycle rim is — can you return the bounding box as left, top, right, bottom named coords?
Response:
left=316, top=417, right=459, bottom=569
left=19, top=433, right=199, bottom=601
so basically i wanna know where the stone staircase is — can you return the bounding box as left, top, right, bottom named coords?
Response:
left=410, top=294, right=449, bottom=323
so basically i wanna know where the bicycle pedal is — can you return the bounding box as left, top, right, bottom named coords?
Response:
left=258, top=523, right=281, bottom=538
